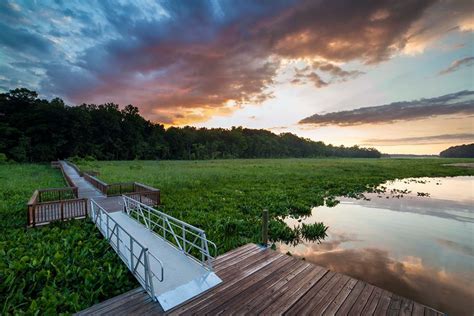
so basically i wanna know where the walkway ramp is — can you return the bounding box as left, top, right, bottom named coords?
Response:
left=59, top=161, right=125, bottom=212
left=90, top=196, right=221, bottom=311
left=59, top=161, right=104, bottom=199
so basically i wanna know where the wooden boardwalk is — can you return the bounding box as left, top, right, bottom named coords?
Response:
left=59, top=161, right=125, bottom=212
left=76, top=244, right=443, bottom=315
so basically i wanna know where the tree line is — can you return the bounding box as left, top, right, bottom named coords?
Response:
left=440, top=143, right=474, bottom=158
left=0, top=88, right=381, bottom=162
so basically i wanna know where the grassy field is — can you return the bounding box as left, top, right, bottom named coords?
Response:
left=0, top=164, right=136, bottom=314
left=2, top=158, right=473, bottom=314
left=76, top=158, right=474, bottom=251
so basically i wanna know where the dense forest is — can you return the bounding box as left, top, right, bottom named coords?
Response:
left=440, top=143, right=474, bottom=158
left=0, top=88, right=381, bottom=162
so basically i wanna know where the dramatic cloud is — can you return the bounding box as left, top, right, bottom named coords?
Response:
left=363, top=133, right=474, bottom=145
left=402, top=0, right=474, bottom=54
left=300, top=90, right=474, bottom=126
left=292, top=67, right=328, bottom=88
left=438, top=57, right=474, bottom=75
left=0, top=0, right=472, bottom=124
left=291, top=62, right=364, bottom=88
left=312, top=61, right=364, bottom=82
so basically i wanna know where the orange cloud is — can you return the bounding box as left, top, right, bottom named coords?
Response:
left=47, top=0, right=471, bottom=125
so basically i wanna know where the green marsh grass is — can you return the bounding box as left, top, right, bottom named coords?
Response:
left=77, top=158, right=474, bottom=253
left=0, top=164, right=137, bottom=314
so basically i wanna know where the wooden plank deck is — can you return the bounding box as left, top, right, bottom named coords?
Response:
left=75, top=244, right=443, bottom=315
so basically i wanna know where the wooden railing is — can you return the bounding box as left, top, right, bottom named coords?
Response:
left=64, top=160, right=99, bottom=177
left=83, top=173, right=108, bottom=195
left=62, top=160, right=160, bottom=206
left=106, top=182, right=135, bottom=196
left=27, top=190, right=87, bottom=227
left=124, top=183, right=160, bottom=206
left=52, top=160, right=76, bottom=187
left=83, top=176, right=160, bottom=206
left=27, top=162, right=85, bottom=227
left=37, top=187, right=78, bottom=202
left=74, top=170, right=160, bottom=206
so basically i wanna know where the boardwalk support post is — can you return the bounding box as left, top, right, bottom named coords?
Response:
left=262, top=209, right=269, bottom=247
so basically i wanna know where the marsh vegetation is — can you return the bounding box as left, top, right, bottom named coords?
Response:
left=1, top=158, right=473, bottom=314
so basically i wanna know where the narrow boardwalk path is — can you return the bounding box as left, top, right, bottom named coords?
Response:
left=59, top=161, right=123, bottom=212
left=76, top=244, right=443, bottom=315
left=61, top=161, right=221, bottom=311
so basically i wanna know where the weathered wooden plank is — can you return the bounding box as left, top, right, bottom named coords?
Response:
left=361, top=286, right=383, bottom=315
left=258, top=265, right=328, bottom=314
left=216, top=246, right=266, bottom=271
left=74, top=288, right=145, bottom=315
left=112, top=295, right=153, bottom=315
left=168, top=252, right=288, bottom=315
left=349, top=283, right=375, bottom=314
left=311, top=274, right=352, bottom=314
left=193, top=259, right=299, bottom=315
left=287, top=272, right=342, bottom=315
left=334, top=281, right=365, bottom=316
left=399, top=296, right=414, bottom=316
left=387, top=294, right=402, bottom=316
left=219, top=262, right=310, bottom=314
left=217, top=247, right=280, bottom=281
left=323, top=277, right=358, bottom=315
left=77, top=244, right=444, bottom=316
left=215, top=244, right=258, bottom=265
left=424, top=306, right=441, bottom=316
left=213, top=244, right=255, bottom=263
left=412, top=302, right=425, bottom=316
left=177, top=255, right=289, bottom=312
left=374, top=290, right=393, bottom=316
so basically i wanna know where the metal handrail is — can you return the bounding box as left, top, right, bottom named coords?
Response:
left=90, top=200, right=164, bottom=299
left=123, top=195, right=217, bottom=270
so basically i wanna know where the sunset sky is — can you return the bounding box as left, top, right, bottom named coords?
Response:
left=1, top=0, right=473, bottom=154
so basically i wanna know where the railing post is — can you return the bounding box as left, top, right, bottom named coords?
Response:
left=262, top=209, right=269, bottom=247
left=130, top=238, right=134, bottom=269
left=182, top=226, right=185, bottom=253
left=201, top=238, right=205, bottom=263
left=100, top=208, right=103, bottom=232
left=117, top=227, right=120, bottom=253
left=32, top=205, right=36, bottom=228
left=202, top=232, right=212, bottom=269
left=60, top=200, right=64, bottom=221
left=106, top=215, right=110, bottom=240
left=144, top=249, right=149, bottom=290
left=148, top=208, right=151, bottom=230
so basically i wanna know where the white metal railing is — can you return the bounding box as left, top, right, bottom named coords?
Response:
left=90, top=200, right=164, bottom=299
left=123, top=195, right=217, bottom=270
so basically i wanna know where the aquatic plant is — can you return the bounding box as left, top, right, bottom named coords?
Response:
left=0, top=164, right=136, bottom=314
left=300, top=222, right=328, bottom=243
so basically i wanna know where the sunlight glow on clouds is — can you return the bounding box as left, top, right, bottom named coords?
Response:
left=0, top=0, right=473, bottom=154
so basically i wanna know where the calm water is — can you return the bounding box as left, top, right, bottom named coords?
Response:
left=278, top=176, right=473, bottom=315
